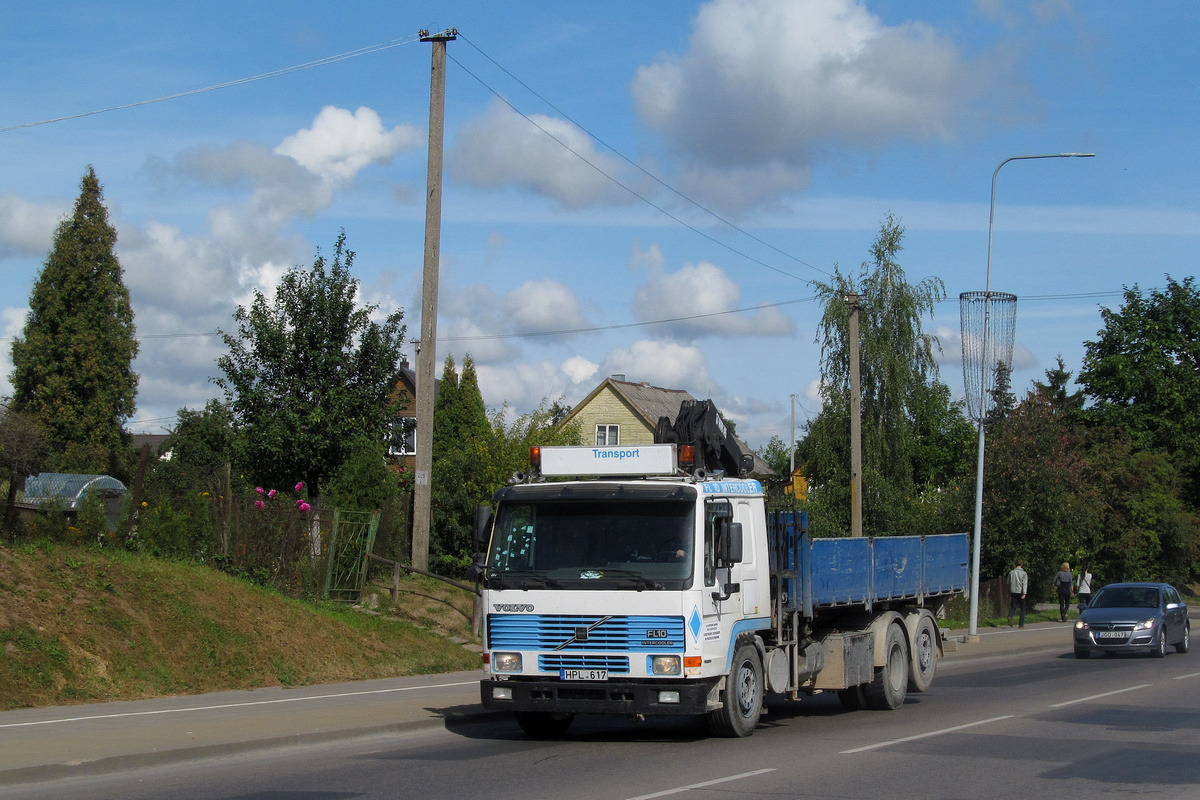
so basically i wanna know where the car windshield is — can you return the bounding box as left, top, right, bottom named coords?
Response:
left=1089, top=587, right=1160, bottom=609
left=486, top=498, right=695, bottom=590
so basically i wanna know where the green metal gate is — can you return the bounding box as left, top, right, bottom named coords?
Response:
left=324, top=509, right=381, bottom=602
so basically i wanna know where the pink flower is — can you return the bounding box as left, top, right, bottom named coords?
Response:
left=255, top=486, right=264, bottom=495
left=267, top=489, right=277, bottom=499
left=294, top=482, right=304, bottom=492
left=254, top=500, right=265, bottom=510
left=299, top=502, right=311, bottom=513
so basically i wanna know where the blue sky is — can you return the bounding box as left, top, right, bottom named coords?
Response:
left=1, top=1, right=1196, bottom=449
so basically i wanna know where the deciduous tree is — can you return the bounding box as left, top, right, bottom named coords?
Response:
left=798, top=214, right=965, bottom=534
left=215, top=231, right=406, bottom=500
left=1079, top=276, right=1200, bottom=503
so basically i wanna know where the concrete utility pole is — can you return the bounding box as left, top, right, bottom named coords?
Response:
left=411, top=28, right=456, bottom=571
left=846, top=293, right=863, bottom=538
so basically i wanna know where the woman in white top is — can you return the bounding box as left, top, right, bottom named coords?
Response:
left=1076, top=567, right=1093, bottom=608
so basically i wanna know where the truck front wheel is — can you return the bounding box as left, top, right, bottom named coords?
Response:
left=707, top=643, right=763, bottom=737
left=864, top=624, right=909, bottom=710
left=516, top=711, right=574, bottom=739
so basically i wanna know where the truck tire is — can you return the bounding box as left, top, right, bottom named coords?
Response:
left=707, top=643, right=763, bottom=737
left=516, top=711, right=574, bottom=739
left=907, top=614, right=938, bottom=693
left=864, top=624, right=909, bottom=710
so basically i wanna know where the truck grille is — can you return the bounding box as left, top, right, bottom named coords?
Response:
left=538, top=654, right=630, bottom=673
left=488, top=614, right=685, bottom=652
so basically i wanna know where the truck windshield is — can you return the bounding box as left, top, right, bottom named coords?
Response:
left=487, top=499, right=696, bottom=590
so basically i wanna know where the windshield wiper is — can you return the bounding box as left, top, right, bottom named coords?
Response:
left=494, top=569, right=565, bottom=589
left=598, top=569, right=665, bottom=590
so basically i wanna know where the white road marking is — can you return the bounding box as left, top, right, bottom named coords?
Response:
left=1172, top=672, right=1200, bottom=680
left=0, top=681, right=479, bottom=729
left=840, top=715, right=1014, bottom=754
left=1048, top=684, right=1152, bottom=708
left=624, top=768, right=777, bottom=800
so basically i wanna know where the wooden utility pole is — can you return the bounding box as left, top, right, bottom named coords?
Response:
left=412, top=28, right=456, bottom=571
left=846, top=293, right=863, bottom=538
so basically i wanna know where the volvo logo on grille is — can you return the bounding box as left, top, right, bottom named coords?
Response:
left=575, top=626, right=589, bottom=641
left=492, top=604, right=534, bottom=612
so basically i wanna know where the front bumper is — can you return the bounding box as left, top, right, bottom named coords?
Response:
left=481, top=677, right=718, bottom=716
left=1074, top=629, right=1157, bottom=651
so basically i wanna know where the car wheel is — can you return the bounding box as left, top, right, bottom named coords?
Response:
left=1176, top=624, right=1189, bottom=654
left=1074, top=647, right=1090, bottom=659
left=1152, top=630, right=1167, bottom=659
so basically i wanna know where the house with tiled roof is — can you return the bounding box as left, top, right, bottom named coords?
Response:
left=560, top=376, right=774, bottom=476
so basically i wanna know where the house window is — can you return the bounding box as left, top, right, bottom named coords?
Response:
left=389, top=417, right=417, bottom=457
left=595, top=424, right=619, bottom=447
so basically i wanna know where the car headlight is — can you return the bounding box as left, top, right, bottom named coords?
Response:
left=1075, top=620, right=1088, bottom=630
left=650, top=655, right=681, bottom=676
left=1134, top=618, right=1156, bottom=631
left=492, top=652, right=522, bottom=673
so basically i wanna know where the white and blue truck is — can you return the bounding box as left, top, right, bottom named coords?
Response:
left=473, top=435, right=969, bottom=738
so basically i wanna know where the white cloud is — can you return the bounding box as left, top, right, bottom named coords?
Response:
left=500, top=279, right=590, bottom=334
left=476, top=360, right=572, bottom=411
left=562, top=355, right=599, bottom=384
left=449, top=99, right=634, bottom=209
left=0, top=193, right=65, bottom=258
left=632, top=260, right=795, bottom=338
left=599, top=339, right=719, bottom=397
left=632, top=0, right=995, bottom=208
left=275, top=106, right=422, bottom=187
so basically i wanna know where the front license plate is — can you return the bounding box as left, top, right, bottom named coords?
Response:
left=560, top=668, right=607, bottom=681
left=1096, top=631, right=1128, bottom=639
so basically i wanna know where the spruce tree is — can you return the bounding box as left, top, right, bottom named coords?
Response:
left=11, top=167, right=138, bottom=477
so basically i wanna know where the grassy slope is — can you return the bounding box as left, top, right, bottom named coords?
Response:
left=0, top=542, right=480, bottom=710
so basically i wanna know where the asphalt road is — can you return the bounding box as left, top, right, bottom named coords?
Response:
left=4, top=620, right=1199, bottom=799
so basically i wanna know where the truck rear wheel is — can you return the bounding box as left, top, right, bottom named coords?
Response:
left=864, top=624, right=909, bottom=710
left=907, top=614, right=938, bottom=693
left=707, top=643, right=763, bottom=737
left=516, top=711, right=574, bottom=739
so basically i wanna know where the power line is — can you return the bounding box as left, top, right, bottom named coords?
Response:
left=445, top=51, right=818, bottom=286
left=456, top=34, right=832, bottom=281
left=0, top=34, right=422, bottom=134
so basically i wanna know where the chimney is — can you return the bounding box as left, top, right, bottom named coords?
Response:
left=611, top=374, right=626, bottom=382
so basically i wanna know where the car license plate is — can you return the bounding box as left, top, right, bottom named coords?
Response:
left=1096, top=631, right=1128, bottom=639
left=560, top=668, right=607, bottom=681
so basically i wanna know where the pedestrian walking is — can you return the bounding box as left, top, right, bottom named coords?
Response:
left=1007, top=559, right=1028, bottom=628
left=1076, top=566, right=1093, bottom=609
left=1054, top=561, right=1073, bottom=622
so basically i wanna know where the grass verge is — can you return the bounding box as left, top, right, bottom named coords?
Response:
left=0, top=541, right=480, bottom=710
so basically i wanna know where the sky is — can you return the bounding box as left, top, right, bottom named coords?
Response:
left=1, top=1, right=1196, bottom=451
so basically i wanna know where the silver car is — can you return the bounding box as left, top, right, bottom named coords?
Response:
left=1073, top=582, right=1190, bottom=658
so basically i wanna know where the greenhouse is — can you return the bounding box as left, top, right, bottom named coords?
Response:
left=18, top=473, right=129, bottom=530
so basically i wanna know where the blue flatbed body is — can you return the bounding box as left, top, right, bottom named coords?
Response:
left=768, top=511, right=970, bottom=618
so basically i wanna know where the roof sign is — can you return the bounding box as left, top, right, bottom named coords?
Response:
left=540, top=444, right=677, bottom=477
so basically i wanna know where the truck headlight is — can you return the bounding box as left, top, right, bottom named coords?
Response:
left=650, top=655, right=681, bottom=676
left=492, top=652, right=522, bottom=673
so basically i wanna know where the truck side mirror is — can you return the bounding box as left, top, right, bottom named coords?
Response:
left=473, top=504, right=492, bottom=550
left=715, top=519, right=743, bottom=565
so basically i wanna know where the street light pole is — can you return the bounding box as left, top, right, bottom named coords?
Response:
left=967, top=152, right=1094, bottom=637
